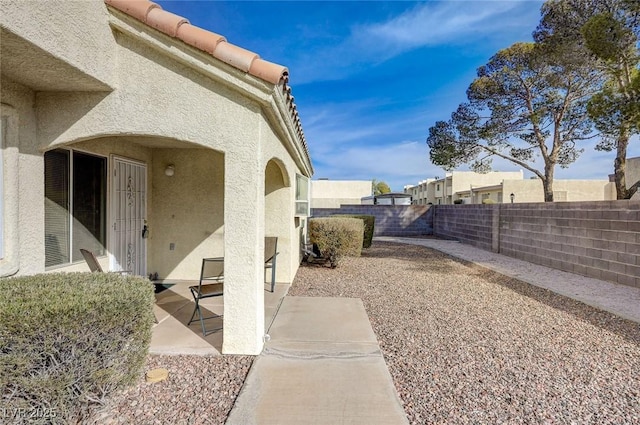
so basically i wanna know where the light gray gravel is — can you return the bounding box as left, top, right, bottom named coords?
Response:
left=93, top=354, right=253, bottom=425
left=92, top=240, right=639, bottom=424
left=289, top=241, right=640, bottom=425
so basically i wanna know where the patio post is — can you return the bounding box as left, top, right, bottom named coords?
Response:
left=222, top=148, right=266, bottom=355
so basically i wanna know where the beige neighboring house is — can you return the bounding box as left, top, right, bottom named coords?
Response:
left=405, top=170, right=615, bottom=204
left=0, top=0, right=313, bottom=355
left=310, top=179, right=371, bottom=209
left=470, top=179, right=615, bottom=203
left=404, top=171, right=523, bottom=204
left=404, top=179, right=435, bottom=205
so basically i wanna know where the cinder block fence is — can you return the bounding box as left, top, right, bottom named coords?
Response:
left=311, top=205, right=433, bottom=236
left=433, top=201, right=640, bottom=289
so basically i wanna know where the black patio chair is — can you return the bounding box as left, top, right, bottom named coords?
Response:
left=188, top=257, right=224, bottom=336
left=265, top=237, right=279, bottom=293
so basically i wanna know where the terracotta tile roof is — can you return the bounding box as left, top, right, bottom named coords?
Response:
left=104, top=0, right=310, bottom=169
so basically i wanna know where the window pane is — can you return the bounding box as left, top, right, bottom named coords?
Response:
left=72, top=152, right=106, bottom=262
left=295, top=201, right=309, bottom=217
left=44, top=150, right=70, bottom=267
left=296, top=174, right=309, bottom=201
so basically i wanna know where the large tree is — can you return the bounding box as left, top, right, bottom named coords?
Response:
left=428, top=42, right=603, bottom=201
left=535, top=0, right=640, bottom=198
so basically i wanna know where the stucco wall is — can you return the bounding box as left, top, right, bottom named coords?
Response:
left=0, top=0, right=116, bottom=90
left=310, top=180, right=371, bottom=209
left=503, top=179, right=615, bottom=203
left=1, top=79, right=42, bottom=276
left=150, top=148, right=224, bottom=279
left=452, top=170, right=523, bottom=194
left=433, top=201, right=640, bottom=289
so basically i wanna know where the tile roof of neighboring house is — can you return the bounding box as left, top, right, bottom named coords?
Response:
left=104, top=0, right=310, bottom=166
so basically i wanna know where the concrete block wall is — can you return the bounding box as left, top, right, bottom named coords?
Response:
left=499, top=201, right=640, bottom=288
left=432, top=205, right=497, bottom=251
left=311, top=205, right=433, bottom=236
left=432, top=201, right=640, bottom=289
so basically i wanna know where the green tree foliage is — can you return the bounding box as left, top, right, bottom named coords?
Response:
left=427, top=42, right=602, bottom=202
left=371, top=179, right=391, bottom=195
left=535, top=0, right=640, bottom=199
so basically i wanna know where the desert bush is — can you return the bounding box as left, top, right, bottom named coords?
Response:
left=331, top=214, right=375, bottom=248
left=309, top=217, right=364, bottom=267
left=0, top=273, right=155, bottom=424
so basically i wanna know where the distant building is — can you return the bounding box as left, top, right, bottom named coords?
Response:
left=610, top=156, right=640, bottom=200
left=310, top=179, right=372, bottom=209
left=362, top=193, right=412, bottom=205
left=405, top=170, right=617, bottom=204
left=405, top=171, right=523, bottom=204
left=466, top=179, right=615, bottom=203
left=403, top=179, right=435, bottom=205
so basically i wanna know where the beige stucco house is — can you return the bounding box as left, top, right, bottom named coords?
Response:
left=471, top=179, right=616, bottom=203
left=404, top=171, right=523, bottom=204
left=310, top=179, right=372, bottom=209
left=405, top=171, right=616, bottom=204
left=0, top=0, right=313, bottom=354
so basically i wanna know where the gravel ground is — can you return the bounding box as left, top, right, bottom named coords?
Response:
left=91, top=240, right=639, bottom=424
left=290, top=241, right=640, bottom=425
left=92, top=355, right=253, bottom=425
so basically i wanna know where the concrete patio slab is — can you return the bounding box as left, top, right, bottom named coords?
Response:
left=227, top=297, right=409, bottom=425
left=149, top=281, right=289, bottom=355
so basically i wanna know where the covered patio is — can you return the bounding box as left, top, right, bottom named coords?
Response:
left=150, top=280, right=291, bottom=355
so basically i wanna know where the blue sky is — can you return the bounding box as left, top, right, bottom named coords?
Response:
left=157, top=0, right=639, bottom=191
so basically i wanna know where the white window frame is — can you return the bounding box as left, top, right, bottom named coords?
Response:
left=295, top=173, right=310, bottom=217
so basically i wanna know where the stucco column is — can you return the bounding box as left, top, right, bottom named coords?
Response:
left=222, top=149, right=266, bottom=355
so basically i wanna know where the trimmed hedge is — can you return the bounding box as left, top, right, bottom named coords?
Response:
left=331, top=214, right=375, bottom=248
left=0, top=273, right=155, bottom=424
left=309, top=217, right=364, bottom=268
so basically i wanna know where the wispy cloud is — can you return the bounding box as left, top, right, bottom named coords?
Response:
left=352, top=1, right=527, bottom=54
left=292, top=1, right=541, bottom=84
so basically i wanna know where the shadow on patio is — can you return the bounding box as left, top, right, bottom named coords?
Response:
left=150, top=281, right=290, bottom=355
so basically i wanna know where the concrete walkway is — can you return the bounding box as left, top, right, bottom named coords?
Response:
left=226, top=297, right=409, bottom=425
left=378, top=236, right=640, bottom=324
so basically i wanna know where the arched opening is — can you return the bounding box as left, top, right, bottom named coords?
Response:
left=264, top=158, right=291, bottom=286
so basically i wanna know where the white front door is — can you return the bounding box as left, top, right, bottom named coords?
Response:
left=111, top=157, right=147, bottom=276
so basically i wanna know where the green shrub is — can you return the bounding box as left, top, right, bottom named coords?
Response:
left=331, top=214, right=375, bottom=248
left=0, top=273, right=155, bottom=424
left=309, top=217, right=364, bottom=267
left=453, top=199, right=464, bottom=204
left=482, top=198, right=496, bottom=204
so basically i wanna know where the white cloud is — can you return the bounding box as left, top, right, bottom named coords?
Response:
left=292, top=0, right=542, bottom=83
left=353, top=1, right=527, bottom=54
